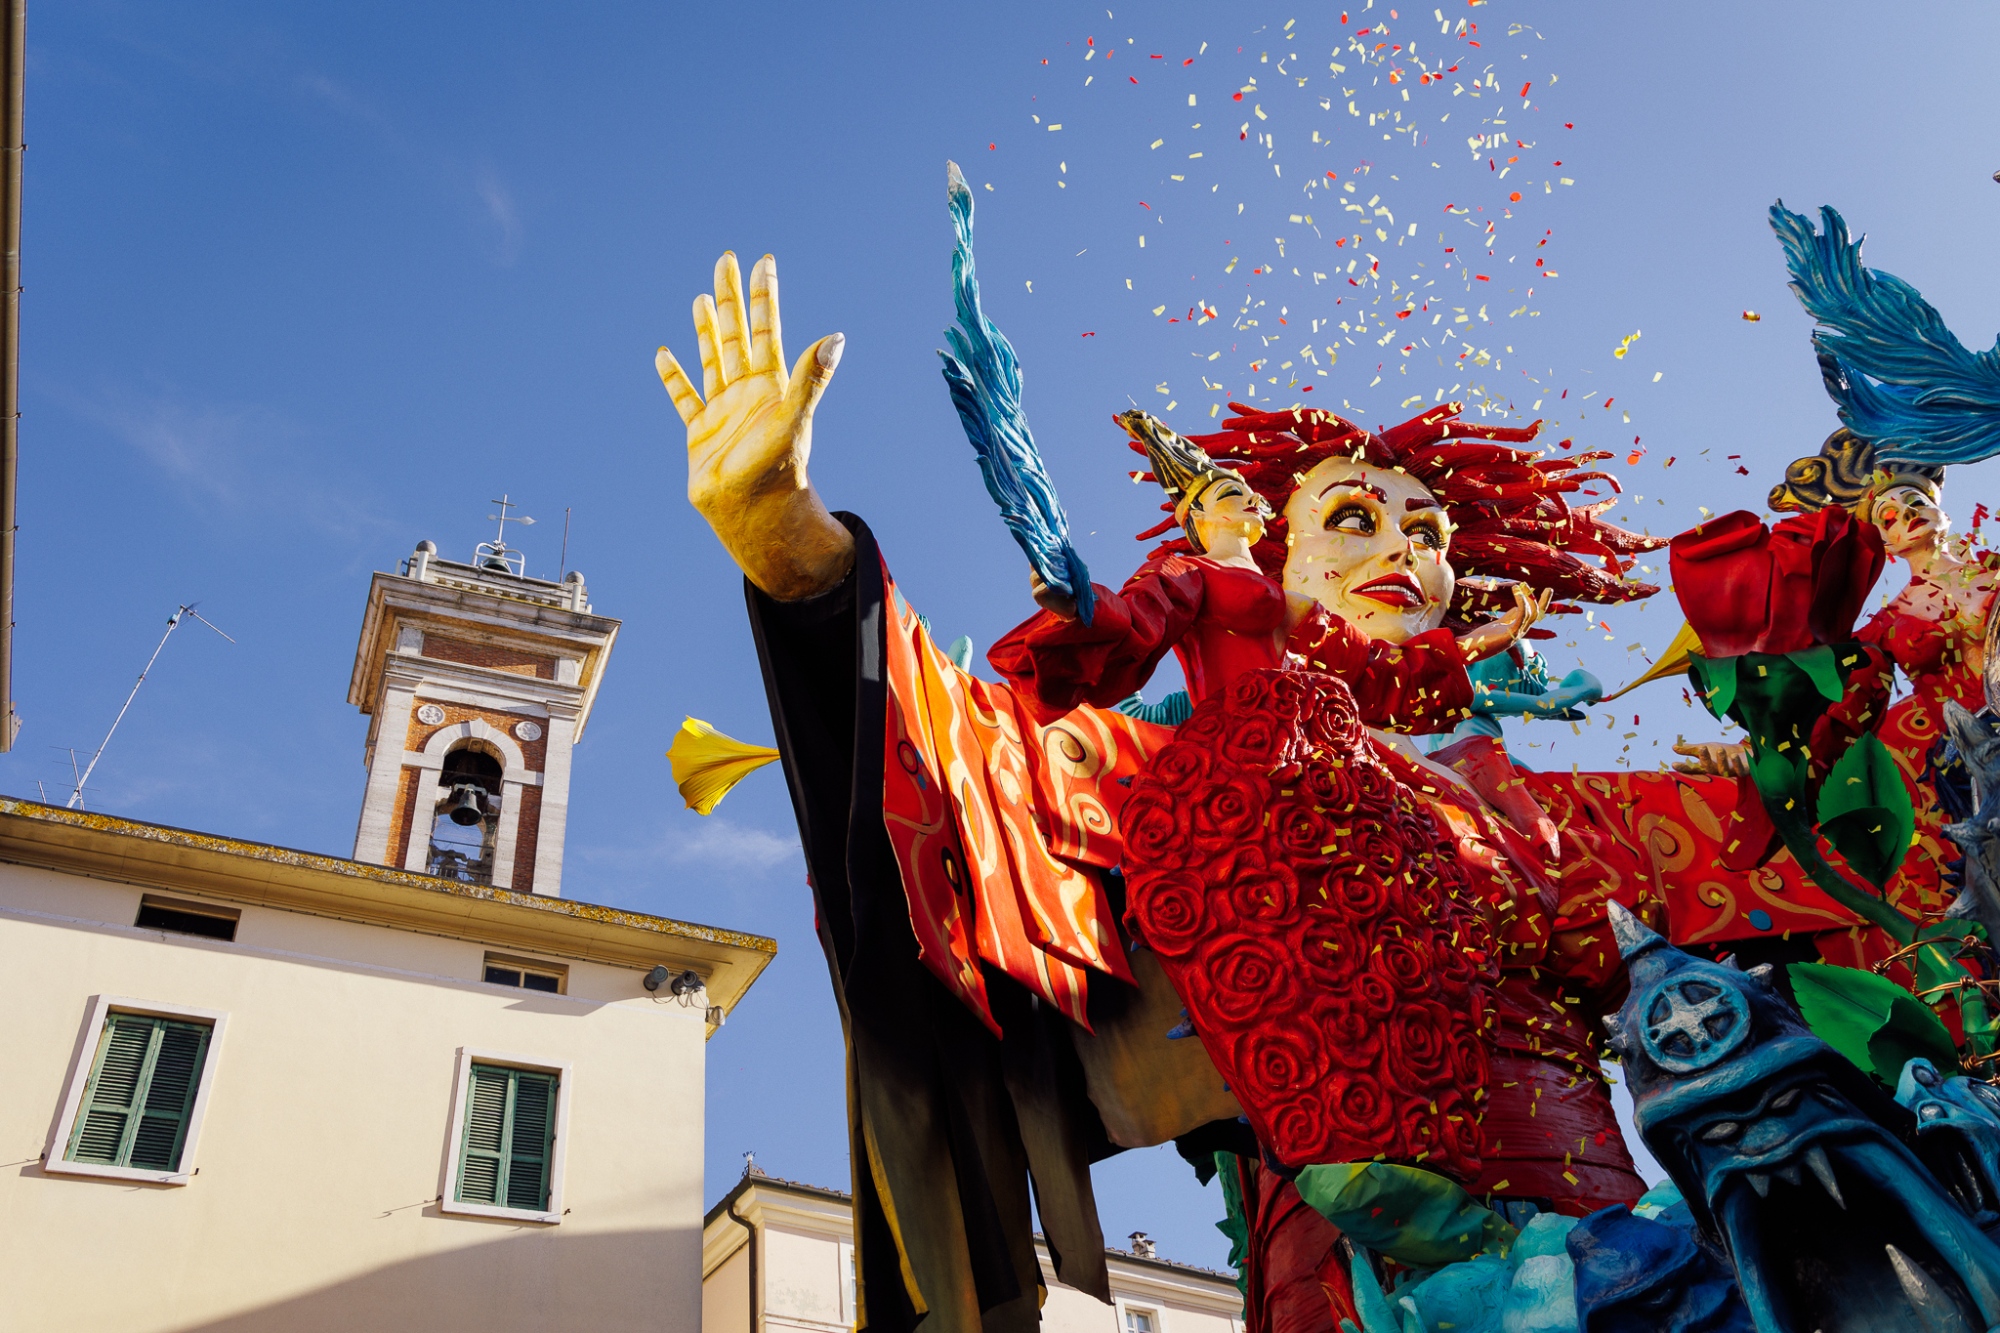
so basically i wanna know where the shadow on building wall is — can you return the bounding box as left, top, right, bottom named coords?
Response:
left=168, top=1226, right=699, bottom=1333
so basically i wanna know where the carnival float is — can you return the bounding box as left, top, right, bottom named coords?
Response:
left=658, top=165, right=2000, bottom=1333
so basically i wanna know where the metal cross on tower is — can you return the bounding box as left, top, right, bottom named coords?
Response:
left=476, top=495, right=536, bottom=576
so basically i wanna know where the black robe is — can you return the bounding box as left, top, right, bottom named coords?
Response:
left=747, top=514, right=1113, bottom=1333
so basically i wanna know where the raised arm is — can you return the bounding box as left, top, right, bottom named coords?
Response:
left=656, top=252, right=855, bottom=601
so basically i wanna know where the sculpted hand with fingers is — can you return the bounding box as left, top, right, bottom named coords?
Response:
left=656, top=252, right=854, bottom=601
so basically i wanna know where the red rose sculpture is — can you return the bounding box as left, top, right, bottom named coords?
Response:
left=1122, top=667, right=1496, bottom=1179
left=1667, top=507, right=1884, bottom=658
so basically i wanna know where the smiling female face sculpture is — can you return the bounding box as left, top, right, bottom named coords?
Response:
left=1282, top=458, right=1456, bottom=643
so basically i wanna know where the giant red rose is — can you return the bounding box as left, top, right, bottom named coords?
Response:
left=1668, top=506, right=1884, bottom=657
left=1126, top=871, right=1209, bottom=957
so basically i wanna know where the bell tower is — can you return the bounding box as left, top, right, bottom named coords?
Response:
left=347, top=515, right=619, bottom=897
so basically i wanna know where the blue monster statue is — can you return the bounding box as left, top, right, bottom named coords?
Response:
left=1568, top=1201, right=1751, bottom=1333
left=1897, top=1057, right=2000, bottom=1232
left=1602, top=900, right=2000, bottom=1333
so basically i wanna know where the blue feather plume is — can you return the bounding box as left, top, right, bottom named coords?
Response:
left=1770, top=201, right=2000, bottom=467
left=938, top=161, right=1095, bottom=624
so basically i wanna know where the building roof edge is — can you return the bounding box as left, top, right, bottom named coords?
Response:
left=0, top=796, right=775, bottom=1014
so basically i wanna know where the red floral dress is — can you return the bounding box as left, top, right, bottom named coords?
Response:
left=992, top=554, right=1497, bottom=1180
left=1853, top=571, right=2000, bottom=923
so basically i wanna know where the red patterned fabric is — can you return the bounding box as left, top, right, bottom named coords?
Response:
left=879, top=566, right=1161, bottom=1034
left=1122, top=667, right=1497, bottom=1178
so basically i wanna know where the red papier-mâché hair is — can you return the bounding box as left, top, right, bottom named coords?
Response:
left=1127, top=402, right=1665, bottom=632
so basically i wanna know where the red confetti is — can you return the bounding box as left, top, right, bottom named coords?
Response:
left=1519, top=82, right=1531, bottom=97
left=1233, top=91, right=1244, bottom=101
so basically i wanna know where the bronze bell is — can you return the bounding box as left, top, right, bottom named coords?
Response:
left=445, top=783, right=487, bottom=826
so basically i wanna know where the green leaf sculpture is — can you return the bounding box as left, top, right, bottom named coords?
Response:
left=1293, top=1161, right=1516, bottom=1268
left=1790, top=960, right=1959, bottom=1082
left=1815, top=731, right=1917, bottom=889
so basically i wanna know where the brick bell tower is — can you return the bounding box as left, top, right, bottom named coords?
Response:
left=348, top=508, right=619, bottom=896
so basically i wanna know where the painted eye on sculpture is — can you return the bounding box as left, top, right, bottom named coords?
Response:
left=1326, top=503, right=1376, bottom=534
left=1404, top=519, right=1447, bottom=550
left=1699, top=1120, right=1743, bottom=1143
left=1769, top=1087, right=1803, bottom=1112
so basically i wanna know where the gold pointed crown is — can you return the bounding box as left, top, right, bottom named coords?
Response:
left=1116, top=410, right=1260, bottom=551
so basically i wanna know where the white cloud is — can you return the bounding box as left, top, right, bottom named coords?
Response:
left=474, top=166, right=523, bottom=267
left=46, top=386, right=287, bottom=500
left=669, top=817, right=798, bottom=871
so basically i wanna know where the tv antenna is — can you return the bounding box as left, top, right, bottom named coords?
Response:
left=66, top=604, right=235, bottom=810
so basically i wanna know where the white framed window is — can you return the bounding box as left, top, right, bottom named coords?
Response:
left=840, top=1239, right=857, bottom=1324
left=1122, top=1306, right=1160, bottom=1333
left=439, top=1046, right=572, bottom=1225
left=44, top=994, right=229, bottom=1186
left=482, top=952, right=567, bottom=994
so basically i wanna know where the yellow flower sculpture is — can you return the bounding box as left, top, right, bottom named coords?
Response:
left=669, top=716, right=779, bottom=816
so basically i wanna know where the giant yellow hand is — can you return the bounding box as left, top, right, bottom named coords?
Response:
left=656, top=252, right=856, bottom=601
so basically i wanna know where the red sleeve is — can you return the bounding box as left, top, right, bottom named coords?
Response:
left=1286, top=606, right=1474, bottom=734
left=987, top=558, right=1206, bottom=722
left=1854, top=605, right=1897, bottom=647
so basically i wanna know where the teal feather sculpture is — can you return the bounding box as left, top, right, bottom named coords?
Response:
left=938, top=160, right=1095, bottom=623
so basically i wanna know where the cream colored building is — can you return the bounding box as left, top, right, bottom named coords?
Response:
left=701, top=1174, right=1244, bottom=1333
left=0, top=535, right=776, bottom=1332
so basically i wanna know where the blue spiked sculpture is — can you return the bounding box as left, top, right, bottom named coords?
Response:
left=938, top=160, right=1094, bottom=624
left=1770, top=201, right=2000, bottom=468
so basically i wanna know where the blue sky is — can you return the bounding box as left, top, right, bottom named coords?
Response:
left=15, top=0, right=2000, bottom=1269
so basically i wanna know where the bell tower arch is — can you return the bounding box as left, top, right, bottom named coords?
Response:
left=347, top=535, right=620, bottom=896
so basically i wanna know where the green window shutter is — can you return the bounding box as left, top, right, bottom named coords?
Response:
left=66, top=1013, right=212, bottom=1171
left=456, top=1063, right=558, bottom=1211
left=505, top=1071, right=556, bottom=1211
left=457, top=1065, right=510, bottom=1204
left=129, top=1022, right=210, bottom=1170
